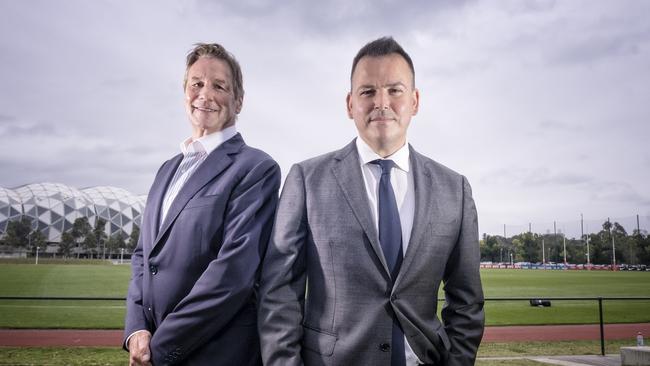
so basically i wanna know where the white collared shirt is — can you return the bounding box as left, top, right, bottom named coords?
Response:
left=356, top=137, right=421, bottom=366
left=179, top=125, right=238, bottom=156
left=356, top=137, right=415, bottom=255
left=160, top=125, right=238, bottom=224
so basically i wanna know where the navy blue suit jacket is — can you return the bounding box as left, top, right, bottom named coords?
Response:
left=124, top=133, right=280, bottom=365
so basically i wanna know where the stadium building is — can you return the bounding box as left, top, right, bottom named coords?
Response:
left=0, top=182, right=146, bottom=246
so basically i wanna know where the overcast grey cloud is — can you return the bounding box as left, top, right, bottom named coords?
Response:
left=1, top=0, right=649, bottom=237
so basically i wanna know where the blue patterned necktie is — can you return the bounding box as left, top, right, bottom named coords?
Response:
left=371, top=159, right=405, bottom=366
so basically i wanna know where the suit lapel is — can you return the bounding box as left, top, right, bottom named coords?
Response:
left=151, top=134, right=243, bottom=253
left=331, top=140, right=390, bottom=276
left=394, top=146, right=441, bottom=287
left=144, top=154, right=183, bottom=251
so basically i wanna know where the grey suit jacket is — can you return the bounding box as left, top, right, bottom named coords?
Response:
left=258, top=139, right=484, bottom=366
left=124, top=133, right=280, bottom=365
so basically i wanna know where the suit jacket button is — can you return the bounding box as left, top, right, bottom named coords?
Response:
left=390, top=294, right=398, bottom=301
left=149, top=264, right=158, bottom=275
left=379, top=343, right=391, bottom=352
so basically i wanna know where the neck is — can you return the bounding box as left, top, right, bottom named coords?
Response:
left=364, top=138, right=406, bottom=158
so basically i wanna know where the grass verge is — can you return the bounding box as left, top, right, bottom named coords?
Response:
left=0, top=340, right=634, bottom=365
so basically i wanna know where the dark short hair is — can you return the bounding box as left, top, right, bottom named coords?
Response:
left=350, top=36, right=415, bottom=88
left=184, top=43, right=244, bottom=101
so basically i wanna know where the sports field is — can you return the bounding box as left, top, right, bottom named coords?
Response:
left=0, top=340, right=634, bottom=365
left=0, top=264, right=649, bottom=328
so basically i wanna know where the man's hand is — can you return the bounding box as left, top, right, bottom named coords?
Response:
left=129, top=330, right=152, bottom=366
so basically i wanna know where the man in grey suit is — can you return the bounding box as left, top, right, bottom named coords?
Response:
left=124, top=43, right=280, bottom=366
left=258, top=37, right=484, bottom=365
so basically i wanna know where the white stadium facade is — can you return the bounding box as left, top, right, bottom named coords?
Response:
left=0, top=183, right=146, bottom=244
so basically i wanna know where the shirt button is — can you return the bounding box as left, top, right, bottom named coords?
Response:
left=149, top=264, right=158, bottom=275
left=379, top=343, right=391, bottom=352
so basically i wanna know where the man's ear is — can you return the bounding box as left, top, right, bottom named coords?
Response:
left=346, top=92, right=353, bottom=119
left=235, top=97, right=243, bottom=114
left=412, top=88, right=420, bottom=116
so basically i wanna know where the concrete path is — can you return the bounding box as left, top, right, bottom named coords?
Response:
left=479, top=355, right=622, bottom=366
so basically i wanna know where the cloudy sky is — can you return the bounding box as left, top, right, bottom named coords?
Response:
left=1, top=0, right=649, bottom=237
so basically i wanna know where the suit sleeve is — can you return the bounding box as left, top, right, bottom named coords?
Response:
left=123, top=222, right=148, bottom=349
left=123, top=160, right=171, bottom=350
left=258, top=164, right=309, bottom=366
left=148, top=158, right=281, bottom=365
left=441, top=176, right=485, bottom=366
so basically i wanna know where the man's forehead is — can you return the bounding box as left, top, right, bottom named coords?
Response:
left=187, top=57, right=232, bottom=77
left=352, top=59, right=413, bottom=90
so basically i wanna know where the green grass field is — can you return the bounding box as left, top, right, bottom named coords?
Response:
left=481, top=269, right=650, bottom=326
left=0, top=340, right=634, bottom=365
left=0, top=264, right=649, bottom=329
left=0, top=263, right=130, bottom=329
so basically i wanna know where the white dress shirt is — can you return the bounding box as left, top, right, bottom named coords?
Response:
left=355, top=137, right=422, bottom=365
left=160, top=125, right=238, bottom=224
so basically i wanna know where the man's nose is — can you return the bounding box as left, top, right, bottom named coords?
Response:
left=374, top=90, right=389, bottom=110
left=198, top=87, right=214, bottom=100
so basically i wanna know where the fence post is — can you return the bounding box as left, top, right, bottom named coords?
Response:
left=598, top=297, right=605, bottom=356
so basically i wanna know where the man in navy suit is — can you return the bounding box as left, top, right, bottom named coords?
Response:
left=124, top=43, right=280, bottom=366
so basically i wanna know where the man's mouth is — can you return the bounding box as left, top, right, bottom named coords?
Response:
left=370, top=117, right=396, bottom=123
left=369, top=110, right=396, bottom=123
left=193, top=106, right=218, bottom=113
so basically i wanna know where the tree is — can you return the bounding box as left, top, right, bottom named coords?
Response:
left=29, top=230, right=46, bottom=251
left=127, top=225, right=140, bottom=252
left=480, top=234, right=500, bottom=262
left=565, top=238, right=586, bottom=264
left=519, top=232, right=539, bottom=263
left=106, top=233, right=126, bottom=259
left=92, top=218, right=108, bottom=259
left=72, top=217, right=93, bottom=258
left=588, top=220, right=625, bottom=265
left=59, top=232, right=75, bottom=258
left=3, top=218, right=33, bottom=248
left=633, top=231, right=648, bottom=265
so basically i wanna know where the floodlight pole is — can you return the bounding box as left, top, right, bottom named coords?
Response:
left=554, top=221, right=557, bottom=262
left=542, top=239, right=545, bottom=265
left=582, top=213, right=590, bottom=266
left=35, top=246, right=39, bottom=265
left=586, top=235, right=591, bottom=267
left=563, top=236, right=567, bottom=265
left=608, top=217, right=616, bottom=270
left=637, top=214, right=641, bottom=235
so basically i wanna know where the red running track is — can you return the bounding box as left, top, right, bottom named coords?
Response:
left=1, top=323, right=649, bottom=347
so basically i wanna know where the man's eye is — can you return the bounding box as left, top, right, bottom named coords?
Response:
left=360, top=90, right=375, bottom=96
left=389, top=88, right=403, bottom=95
left=191, top=82, right=203, bottom=88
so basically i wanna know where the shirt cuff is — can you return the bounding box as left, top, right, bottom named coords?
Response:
left=125, top=329, right=151, bottom=351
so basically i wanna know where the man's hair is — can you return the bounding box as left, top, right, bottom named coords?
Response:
left=184, top=43, right=244, bottom=101
left=350, top=36, right=415, bottom=88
